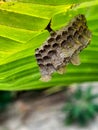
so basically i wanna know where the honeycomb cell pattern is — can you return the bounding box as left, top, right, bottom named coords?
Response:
left=35, top=14, right=92, bottom=82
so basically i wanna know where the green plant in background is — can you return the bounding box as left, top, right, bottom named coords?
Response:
left=63, top=86, right=98, bottom=126
left=0, top=91, right=13, bottom=111
left=0, top=0, right=98, bottom=90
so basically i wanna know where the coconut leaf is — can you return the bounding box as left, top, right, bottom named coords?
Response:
left=0, top=0, right=98, bottom=90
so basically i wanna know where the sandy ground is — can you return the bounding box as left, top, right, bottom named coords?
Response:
left=0, top=82, right=98, bottom=130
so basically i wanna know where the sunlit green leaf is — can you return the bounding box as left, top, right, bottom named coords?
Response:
left=0, top=0, right=98, bottom=90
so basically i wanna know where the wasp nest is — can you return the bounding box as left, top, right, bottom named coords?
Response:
left=35, top=14, right=92, bottom=82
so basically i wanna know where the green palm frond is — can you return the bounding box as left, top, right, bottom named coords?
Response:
left=0, top=0, right=98, bottom=90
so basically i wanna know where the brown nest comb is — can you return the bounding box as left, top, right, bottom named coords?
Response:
left=35, top=14, right=92, bottom=82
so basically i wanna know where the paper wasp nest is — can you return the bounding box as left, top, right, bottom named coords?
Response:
left=35, top=14, right=92, bottom=82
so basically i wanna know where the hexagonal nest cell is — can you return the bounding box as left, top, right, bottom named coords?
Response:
left=35, top=14, right=92, bottom=82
